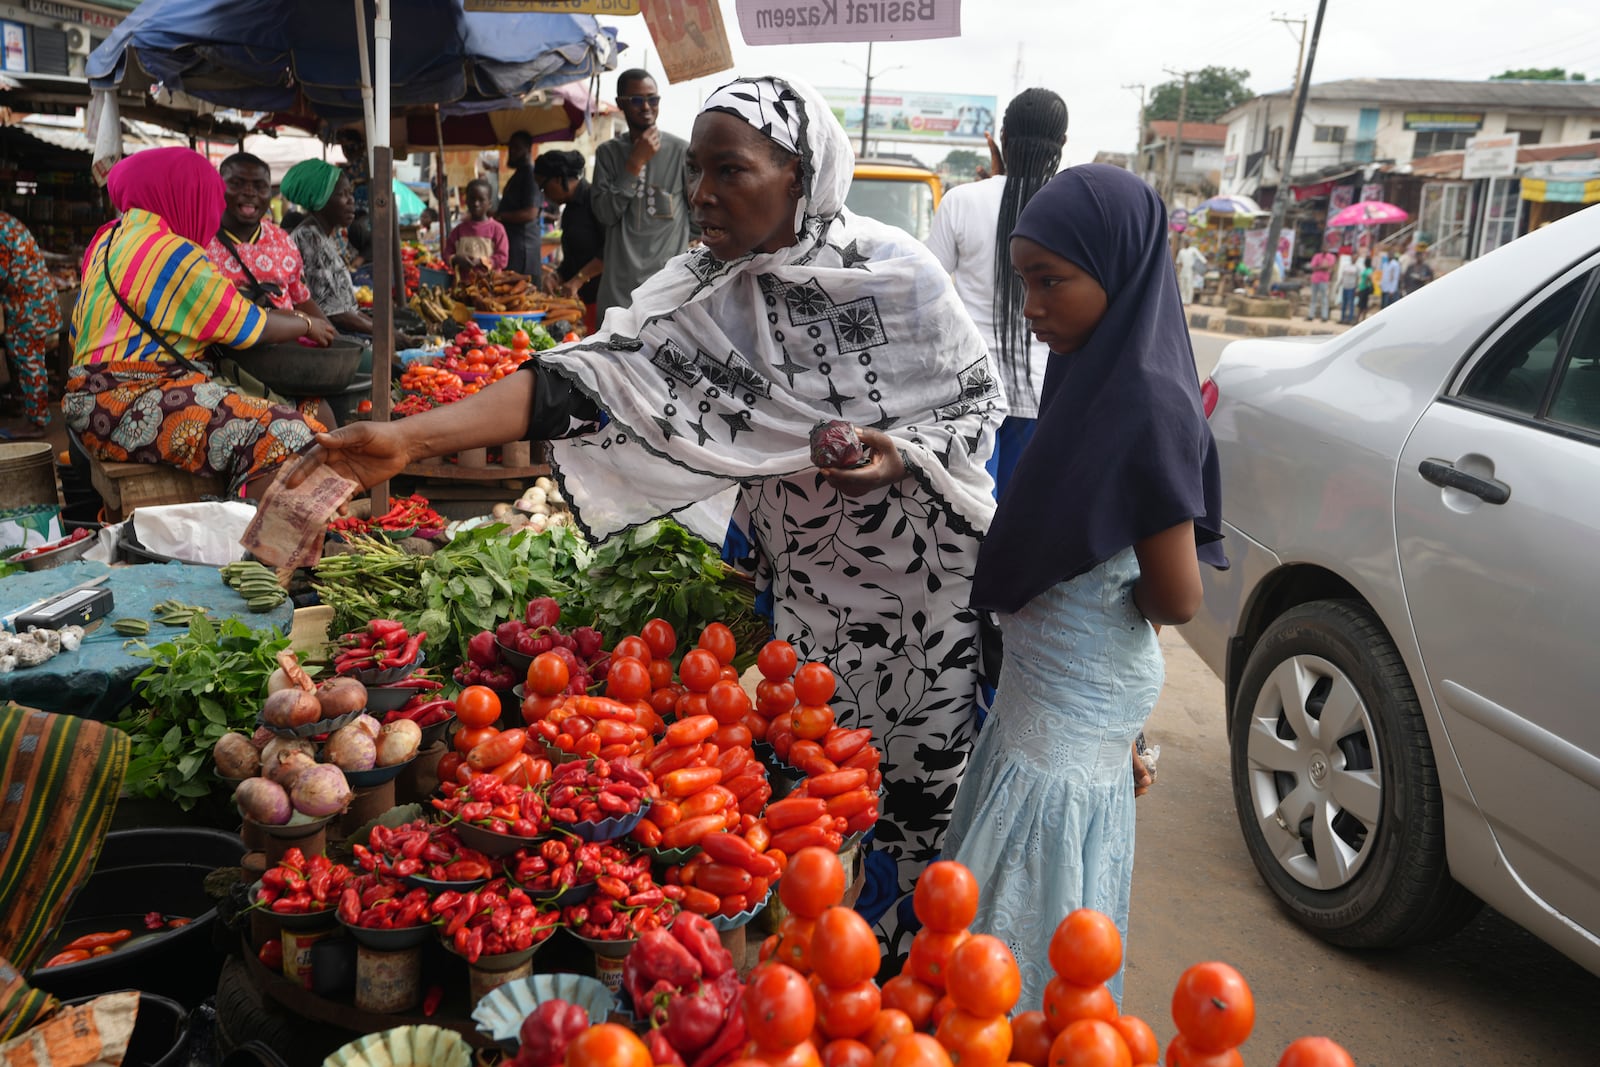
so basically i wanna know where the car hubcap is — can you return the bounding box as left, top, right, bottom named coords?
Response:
left=1244, top=655, right=1383, bottom=891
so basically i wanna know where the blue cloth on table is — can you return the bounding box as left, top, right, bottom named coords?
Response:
left=0, top=560, right=294, bottom=720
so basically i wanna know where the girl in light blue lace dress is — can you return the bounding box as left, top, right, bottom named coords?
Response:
left=943, top=164, right=1228, bottom=1007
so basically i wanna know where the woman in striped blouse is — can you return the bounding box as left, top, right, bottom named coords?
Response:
left=64, top=149, right=337, bottom=496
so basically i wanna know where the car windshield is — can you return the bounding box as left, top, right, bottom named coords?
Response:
left=846, top=178, right=936, bottom=241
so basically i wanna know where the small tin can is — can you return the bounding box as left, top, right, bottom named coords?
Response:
left=469, top=958, right=532, bottom=1005
left=282, top=928, right=334, bottom=988
left=592, top=951, right=626, bottom=994
left=356, top=944, right=423, bottom=1013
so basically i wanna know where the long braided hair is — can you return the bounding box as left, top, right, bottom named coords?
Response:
left=991, top=89, right=1069, bottom=406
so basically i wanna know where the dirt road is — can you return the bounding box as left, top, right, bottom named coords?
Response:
left=1124, top=628, right=1599, bottom=1065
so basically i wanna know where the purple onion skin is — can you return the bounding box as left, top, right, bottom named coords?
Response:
left=235, top=777, right=293, bottom=825
left=810, top=420, right=867, bottom=469
left=290, top=764, right=352, bottom=817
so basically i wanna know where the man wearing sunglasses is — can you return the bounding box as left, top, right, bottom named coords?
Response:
left=592, top=69, right=695, bottom=317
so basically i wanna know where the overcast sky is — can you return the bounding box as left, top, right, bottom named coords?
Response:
left=593, top=0, right=1600, bottom=166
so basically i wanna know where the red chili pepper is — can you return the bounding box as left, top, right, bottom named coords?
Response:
left=422, top=984, right=444, bottom=1017
left=42, top=949, right=91, bottom=968
left=62, top=929, right=132, bottom=952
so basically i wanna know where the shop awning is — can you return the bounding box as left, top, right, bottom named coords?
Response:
left=1520, top=177, right=1600, bottom=204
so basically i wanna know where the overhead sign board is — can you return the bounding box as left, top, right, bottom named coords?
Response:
left=1403, top=111, right=1483, bottom=132
left=820, top=86, right=994, bottom=146
left=464, top=0, right=641, bottom=13
left=642, top=0, right=734, bottom=84
left=1462, top=132, right=1520, bottom=180
left=735, top=0, right=960, bottom=45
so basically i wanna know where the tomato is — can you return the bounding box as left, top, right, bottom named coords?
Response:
left=651, top=683, right=685, bottom=716
left=768, top=1042, right=824, bottom=1067
left=707, top=680, right=754, bottom=726
left=453, top=725, right=500, bottom=754
left=679, top=649, right=722, bottom=693
left=525, top=653, right=570, bottom=698
left=864, top=1010, right=915, bottom=1053
left=816, top=980, right=881, bottom=1040
left=606, top=636, right=647, bottom=666
left=811, top=906, right=881, bottom=988
left=648, top=658, right=675, bottom=689
left=1041, top=978, right=1116, bottom=1032
left=946, top=934, right=1022, bottom=1019
left=435, top=752, right=465, bottom=785
left=1274, top=1037, right=1355, bottom=1067
left=1163, top=1036, right=1243, bottom=1067
left=905, top=929, right=970, bottom=991
left=1169, top=962, right=1254, bottom=1054
left=1110, top=1018, right=1157, bottom=1067
left=1046, top=1020, right=1130, bottom=1067
left=1009, top=1012, right=1054, bottom=1067
left=877, top=1033, right=955, bottom=1067
left=743, top=963, right=817, bottom=1052
left=824, top=1038, right=877, bottom=1067
left=880, top=975, right=939, bottom=1030
left=606, top=656, right=652, bottom=703
left=566, top=1023, right=653, bottom=1067
left=758, top=638, right=799, bottom=681
left=1049, top=909, right=1123, bottom=988
left=773, top=914, right=816, bottom=972
left=641, top=618, right=677, bottom=660
left=793, top=662, right=837, bottom=705
left=931, top=995, right=958, bottom=1029
left=698, top=621, right=738, bottom=665
left=792, top=703, right=837, bottom=741
left=456, top=685, right=503, bottom=729
left=778, top=847, right=848, bottom=919
left=913, top=861, right=980, bottom=934
left=935, top=1009, right=1013, bottom=1067
left=757, top=679, right=798, bottom=716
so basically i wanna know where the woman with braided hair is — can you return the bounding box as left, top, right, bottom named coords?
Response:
left=928, top=88, right=1068, bottom=498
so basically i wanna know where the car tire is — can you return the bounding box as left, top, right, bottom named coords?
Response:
left=1230, top=599, right=1481, bottom=948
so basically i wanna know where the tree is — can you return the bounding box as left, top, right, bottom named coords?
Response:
left=941, top=149, right=981, bottom=176
left=1490, top=67, right=1585, bottom=81
left=1146, top=66, right=1253, bottom=125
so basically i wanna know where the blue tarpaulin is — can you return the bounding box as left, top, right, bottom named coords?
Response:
left=88, top=0, right=619, bottom=119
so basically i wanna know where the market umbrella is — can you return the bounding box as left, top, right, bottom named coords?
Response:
left=402, top=83, right=593, bottom=149
left=1328, top=200, right=1409, bottom=227
left=1194, top=194, right=1267, bottom=217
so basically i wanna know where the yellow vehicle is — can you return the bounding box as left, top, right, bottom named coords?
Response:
left=847, top=158, right=942, bottom=241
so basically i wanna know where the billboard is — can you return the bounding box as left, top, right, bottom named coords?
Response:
left=820, top=87, right=995, bottom=146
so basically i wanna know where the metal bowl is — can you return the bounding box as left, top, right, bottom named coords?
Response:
left=221, top=340, right=363, bottom=397
left=18, top=534, right=95, bottom=571
left=338, top=916, right=433, bottom=950
left=363, top=685, right=417, bottom=713
left=453, top=820, right=542, bottom=857
left=250, top=880, right=337, bottom=931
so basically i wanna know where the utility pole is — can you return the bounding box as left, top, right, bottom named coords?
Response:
left=844, top=43, right=907, bottom=157
left=1271, top=13, right=1308, bottom=172
left=1163, top=68, right=1193, bottom=204
left=1257, top=0, right=1329, bottom=296
left=1122, top=82, right=1146, bottom=177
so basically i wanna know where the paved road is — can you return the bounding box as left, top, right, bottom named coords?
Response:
left=1122, top=329, right=1600, bottom=1064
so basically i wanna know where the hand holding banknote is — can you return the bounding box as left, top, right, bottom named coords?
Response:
left=284, top=423, right=413, bottom=492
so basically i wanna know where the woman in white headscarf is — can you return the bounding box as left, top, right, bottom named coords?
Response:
left=290, top=75, right=1002, bottom=960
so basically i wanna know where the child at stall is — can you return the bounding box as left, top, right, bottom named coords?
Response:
left=943, top=164, right=1227, bottom=1008
left=443, top=179, right=509, bottom=275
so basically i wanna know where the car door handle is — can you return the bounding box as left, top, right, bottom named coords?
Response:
left=1419, top=459, right=1511, bottom=505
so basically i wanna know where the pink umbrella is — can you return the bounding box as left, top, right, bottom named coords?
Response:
left=1329, top=200, right=1409, bottom=227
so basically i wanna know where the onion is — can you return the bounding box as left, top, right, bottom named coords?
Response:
left=250, top=726, right=276, bottom=751
left=326, top=723, right=377, bottom=772
left=290, top=764, right=352, bottom=817
left=266, top=667, right=293, bottom=695
left=376, top=720, right=422, bottom=767
left=265, top=749, right=317, bottom=790
left=213, top=733, right=261, bottom=778
left=261, top=736, right=315, bottom=768
left=263, top=688, right=322, bottom=729
left=315, top=676, right=368, bottom=719
left=349, top=713, right=382, bottom=740
left=235, top=777, right=292, bottom=825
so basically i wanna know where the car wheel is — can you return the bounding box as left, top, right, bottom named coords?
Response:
left=1231, top=599, right=1481, bottom=947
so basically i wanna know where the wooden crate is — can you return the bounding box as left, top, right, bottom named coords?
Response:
left=87, top=456, right=224, bottom=520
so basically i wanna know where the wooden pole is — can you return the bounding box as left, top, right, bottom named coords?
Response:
left=371, top=146, right=394, bottom=512
left=435, top=105, right=449, bottom=267
left=1257, top=0, right=1330, bottom=296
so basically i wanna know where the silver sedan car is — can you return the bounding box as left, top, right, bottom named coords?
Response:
left=1182, top=204, right=1600, bottom=976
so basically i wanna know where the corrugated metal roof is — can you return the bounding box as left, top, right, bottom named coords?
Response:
left=1248, top=78, right=1600, bottom=111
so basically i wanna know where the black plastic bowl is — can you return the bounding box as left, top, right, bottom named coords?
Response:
left=222, top=340, right=364, bottom=397
left=64, top=991, right=190, bottom=1067
left=31, top=828, right=245, bottom=1009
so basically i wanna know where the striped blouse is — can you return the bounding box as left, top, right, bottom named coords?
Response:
left=71, top=208, right=266, bottom=367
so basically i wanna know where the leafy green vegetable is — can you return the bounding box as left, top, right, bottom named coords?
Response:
left=312, top=535, right=428, bottom=641
left=115, top=616, right=292, bottom=810
left=487, top=318, right=555, bottom=350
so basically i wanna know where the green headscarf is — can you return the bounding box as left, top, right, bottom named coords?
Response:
left=281, top=159, right=344, bottom=212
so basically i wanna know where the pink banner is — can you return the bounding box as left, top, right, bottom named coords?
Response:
left=735, top=0, right=960, bottom=45
left=1329, top=184, right=1354, bottom=212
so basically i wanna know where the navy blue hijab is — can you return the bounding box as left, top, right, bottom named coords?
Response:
left=972, top=164, right=1227, bottom=614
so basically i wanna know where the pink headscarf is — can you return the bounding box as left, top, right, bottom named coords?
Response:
left=106, top=147, right=226, bottom=247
